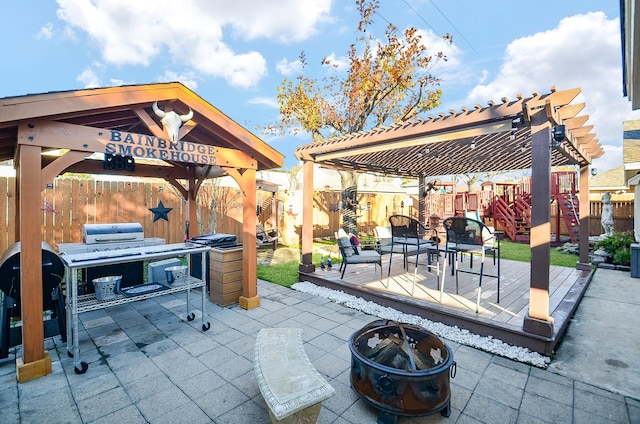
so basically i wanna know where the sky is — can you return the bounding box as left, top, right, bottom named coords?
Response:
left=1, top=0, right=638, bottom=174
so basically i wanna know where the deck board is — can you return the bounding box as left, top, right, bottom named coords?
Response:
left=300, top=250, right=594, bottom=355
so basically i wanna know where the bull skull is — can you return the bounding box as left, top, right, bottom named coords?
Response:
left=152, top=101, right=193, bottom=142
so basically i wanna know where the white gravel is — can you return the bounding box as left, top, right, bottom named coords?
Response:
left=292, top=281, right=550, bottom=368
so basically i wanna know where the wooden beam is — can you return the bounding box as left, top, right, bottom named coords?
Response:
left=41, top=151, right=89, bottom=190
left=18, top=120, right=257, bottom=170
left=557, top=103, right=585, bottom=121
left=133, top=106, right=164, bottom=137
left=523, top=108, right=554, bottom=337
left=17, top=143, right=51, bottom=378
left=300, top=161, right=315, bottom=273
left=577, top=165, right=591, bottom=270
left=563, top=115, right=589, bottom=130
left=227, top=168, right=260, bottom=310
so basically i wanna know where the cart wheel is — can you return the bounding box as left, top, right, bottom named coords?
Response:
left=67, top=351, right=73, bottom=358
left=187, top=312, right=195, bottom=321
left=74, top=362, right=88, bottom=374
left=202, top=322, right=211, bottom=331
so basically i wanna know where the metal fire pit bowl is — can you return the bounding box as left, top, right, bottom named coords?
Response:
left=349, top=320, right=456, bottom=424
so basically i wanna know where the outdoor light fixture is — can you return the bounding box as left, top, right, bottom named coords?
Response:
left=552, top=125, right=566, bottom=145
left=470, top=140, right=476, bottom=149
left=521, top=143, right=527, bottom=153
left=591, top=168, right=597, bottom=176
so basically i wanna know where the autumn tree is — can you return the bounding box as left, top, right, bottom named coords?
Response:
left=274, top=0, right=450, bottom=233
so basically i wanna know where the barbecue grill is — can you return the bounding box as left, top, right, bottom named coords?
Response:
left=0, top=241, right=66, bottom=358
left=57, top=223, right=165, bottom=291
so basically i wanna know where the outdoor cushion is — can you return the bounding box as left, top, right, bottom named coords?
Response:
left=337, top=229, right=354, bottom=257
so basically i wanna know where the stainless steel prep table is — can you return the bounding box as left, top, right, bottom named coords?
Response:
left=60, top=243, right=211, bottom=374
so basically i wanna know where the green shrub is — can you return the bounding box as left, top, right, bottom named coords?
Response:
left=595, top=232, right=635, bottom=266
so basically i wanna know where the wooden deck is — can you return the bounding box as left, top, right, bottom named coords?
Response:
left=300, top=250, right=594, bottom=356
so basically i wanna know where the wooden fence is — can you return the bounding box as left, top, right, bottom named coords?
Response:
left=0, top=175, right=635, bottom=254
left=0, top=176, right=246, bottom=253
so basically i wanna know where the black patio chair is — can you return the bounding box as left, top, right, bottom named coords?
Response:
left=336, top=229, right=382, bottom=279
left=439, top=216, right=501, bottom=313
left=387, top=215, right=434, bottom=276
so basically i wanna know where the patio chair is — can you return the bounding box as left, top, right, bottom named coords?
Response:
left=464, top=210, right=497, bottom=266
left=439, top=216, right=501, bottom=313
left=387, top=215, right=434, bottom=276
left=256, top=224, right=280, bottom=249
left=336, top=229, right=382, bottom=279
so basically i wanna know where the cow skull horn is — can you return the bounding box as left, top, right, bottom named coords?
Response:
left=152, top=101, right=165, bottom=118
left=180, top=108, right=193, bottom=122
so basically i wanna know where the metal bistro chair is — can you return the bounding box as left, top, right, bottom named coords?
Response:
left=336, top=229, right=382, bottom=279
left=439, top=216, right=501, bottom=313
left=387, top=215, right=434, bottom=277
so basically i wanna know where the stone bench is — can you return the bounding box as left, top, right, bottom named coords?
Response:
left=254, top=328, right=335, bottom=423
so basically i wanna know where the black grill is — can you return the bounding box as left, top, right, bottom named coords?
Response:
left=0, top=241, right=66, bottom=358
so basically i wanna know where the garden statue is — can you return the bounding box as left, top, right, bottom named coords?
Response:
left=600, top=192, right=614, bottom=238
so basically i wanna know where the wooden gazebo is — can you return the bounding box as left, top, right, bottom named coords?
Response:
left=0, top=82, right=283, bottom=381
left=295, top=87, right=602, bottom=347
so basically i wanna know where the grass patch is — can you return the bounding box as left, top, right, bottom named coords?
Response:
left=257, top=240, right=580, bottom=288
left=500, top=240, right=579, bottom=268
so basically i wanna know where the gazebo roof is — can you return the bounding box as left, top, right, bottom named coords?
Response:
left=0, top=82, right=284, bottom=175
left=294, top=87, right=602, bottom=178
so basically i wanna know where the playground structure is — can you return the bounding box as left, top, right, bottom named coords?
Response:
left=424, top=171, right=580, bottom=244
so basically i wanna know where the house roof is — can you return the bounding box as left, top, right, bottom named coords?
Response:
left=0, top=82, right=284, bottom=177
left=294, top=87, right=602, bottom=179
left=589, top=164, right=628, bottom=190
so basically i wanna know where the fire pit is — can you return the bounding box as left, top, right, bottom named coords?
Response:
left=349, top=320, right=456, bottom=424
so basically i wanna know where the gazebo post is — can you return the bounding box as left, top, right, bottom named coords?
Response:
left=16, top=144, right=52, bottom=382
left=523, top=108, right=554, bottom=337
left=577, top=165, right=591, bottom=270
left=299, top=160, right=315, bottom=273
left=229, top=168, right=260, bottom=310
left=186, top=171, right=198, bottom=239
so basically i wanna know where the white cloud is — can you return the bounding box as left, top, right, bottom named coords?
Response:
left=220, top=0, right=333, bottom=43
left=248, top=97, right=279, bottom=109
left=276, top=58, right=304, bottom=76
left=159, top=70, right=199, bottom=91
left=322, top=52, right=349, bottom=71
left=592, top=144, right=623, bottom=173
left=417, top=29, right=462, bottom=79
left=55, top=0, right=332, bottom=88
left=37, top=23, right=55, bottom=39
left=77, top=66, right=101, bottom=88
left=464, top=11, right=640, bottom=167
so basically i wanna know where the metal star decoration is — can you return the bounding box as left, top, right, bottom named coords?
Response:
left=149, top=201, right=173, bottom=222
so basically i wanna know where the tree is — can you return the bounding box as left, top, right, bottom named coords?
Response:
left=273, top=0, right=451, bottom=232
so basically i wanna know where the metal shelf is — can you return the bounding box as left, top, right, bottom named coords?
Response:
left=77, top=277, right=205, bottom=313
left=63, top=243, right=211, bottom=374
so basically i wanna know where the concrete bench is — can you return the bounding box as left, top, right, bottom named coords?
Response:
left=254, top=328, right=335, bottom=423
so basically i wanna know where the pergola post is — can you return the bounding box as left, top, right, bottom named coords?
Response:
left=418, top=175, right=426, bottom=228
left=16, top=144, right=52, bottom=382
left=523, top=110, right=554, bottom=337
left=299, top=160, right=315, bottom=273
left=577, top=165, right=591, bottom=270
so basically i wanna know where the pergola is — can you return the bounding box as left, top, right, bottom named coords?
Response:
left=0, top=82, right=283, bottom=381
left=294, top=87, right=603, bottom=339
